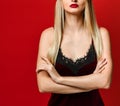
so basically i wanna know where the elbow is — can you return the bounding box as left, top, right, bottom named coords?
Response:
left=38, top=83, right=49, bottom=93
left=99, top=79, right=111, bottom=89
left=38, top=85, right=48, bottom=93
left=97, top=72, right=112, bottom=89
left=36, top=72, right=51, bottom=93
left=37, top=79, right=53, bottom=93
left=37, top=80, right=45, bottom=93
left=38, top=88, right=46, bottom=93
left=37, top=83, right=45, bottom=93
left=103, top=82, right=111, bottom=89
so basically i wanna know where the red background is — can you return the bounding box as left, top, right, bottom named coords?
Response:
left=0, top=0, right=120, bottom=106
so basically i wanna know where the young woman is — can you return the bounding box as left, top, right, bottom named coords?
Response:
left=36, top=0, right=113, bottom=106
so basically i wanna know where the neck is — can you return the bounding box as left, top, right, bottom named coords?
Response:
left=64, top=12, right=85, bottom=35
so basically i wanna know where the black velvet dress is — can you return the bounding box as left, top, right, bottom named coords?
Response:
left=48, top=40, right=104, bottom=106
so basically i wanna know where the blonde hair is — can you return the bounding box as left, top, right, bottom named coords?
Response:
left=47, top=0, right=103, bottom=65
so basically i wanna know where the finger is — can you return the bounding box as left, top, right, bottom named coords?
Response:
left=36, top=67, right=45, bottom=73
left=98, top=58, right=106, bottom=65
left=94, top=65, right=106, bottom=74
left=98, top=67, right=105, bottom=73
left=99, top=66, right=105, bottom=72
left=42, top=57, right=51, bottom=64
left=97, top=58, right=106, bottom=69
left=37, top=64, right=46, bottom=71
left=101, top=58, right=106, bottom=64
left=38, top=63, right=49, bottom=71
left=94, top=59, right=107, bottom=74
left=41, top=56, right=50, bottom=64
left=99, top=60, right=107, bottom=70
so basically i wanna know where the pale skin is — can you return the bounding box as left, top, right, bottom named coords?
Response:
left=36, top=0, right=113, bottom=94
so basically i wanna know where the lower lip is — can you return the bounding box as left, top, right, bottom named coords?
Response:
left=70, top=4, right=79, bottom=8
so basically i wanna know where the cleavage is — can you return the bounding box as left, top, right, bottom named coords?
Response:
left=59, top=41, right=93, bottom=64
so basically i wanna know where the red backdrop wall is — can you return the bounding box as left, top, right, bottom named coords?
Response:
left=0, top=0, right=120, bottom=106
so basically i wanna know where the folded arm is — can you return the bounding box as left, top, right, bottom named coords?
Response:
left=58, top=61, right=112, bottom=89
left=36, top=28, right=93, bottom=94
left=56, top=28, right=113, bottom=89
left=39, top=27, right=113, bottom=90
left=37, top=71, right=92, bottom=94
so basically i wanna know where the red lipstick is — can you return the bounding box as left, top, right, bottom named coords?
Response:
left=70, top=4, right=79, bottom=8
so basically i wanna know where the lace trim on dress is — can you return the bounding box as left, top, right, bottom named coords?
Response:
left=59, top=42, right=93, bottom=65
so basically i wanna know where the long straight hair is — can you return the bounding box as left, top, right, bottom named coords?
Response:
left=47, top=0, right=103, bottom=65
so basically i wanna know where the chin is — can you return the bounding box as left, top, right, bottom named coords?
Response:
left=66, top=10, right=84, bottom=15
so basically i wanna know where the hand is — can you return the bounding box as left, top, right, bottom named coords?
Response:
left=39, top=56, right=62, bottom=83
left=93, top=58, right=107, bottom=74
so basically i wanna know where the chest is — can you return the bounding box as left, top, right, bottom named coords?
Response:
left=60, top=35, right=92, bottom=62
left=55, top=42, right=97, bottom=76
left=60, top=43, right=92, bottom=63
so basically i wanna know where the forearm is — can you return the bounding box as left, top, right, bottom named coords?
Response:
left=41, top=77, right=92, bottom=94
left=58, top=73, right=108, bottom=90
left=37, top=71, right=92, bottom=94
left=55, top=59, right=112, bottom=90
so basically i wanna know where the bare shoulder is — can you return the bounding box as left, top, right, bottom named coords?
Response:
left=36, top=27, right=54, bottom=73
left=99, top=27, right=111, bottom=46
left=40, top=27, right=54, bottom=44
left=41, top=27, right=54, bottom=36
left=99, top=27, right=110, bottom=41
left=37, top=27, right=54, bottom=58
left=99, top=27, right=112, bottom=57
